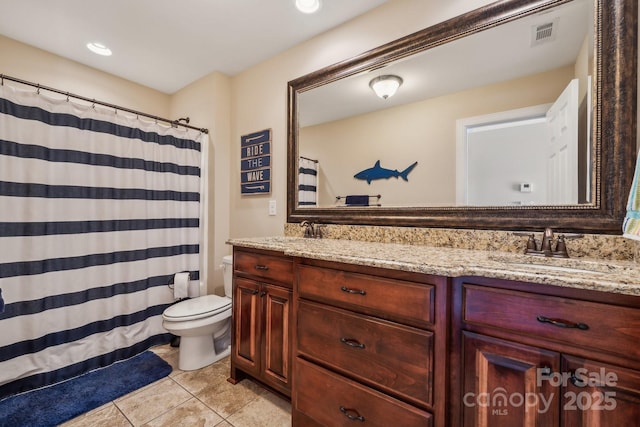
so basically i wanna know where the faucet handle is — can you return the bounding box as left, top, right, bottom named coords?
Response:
left=554, top=235, right=569, bottom=258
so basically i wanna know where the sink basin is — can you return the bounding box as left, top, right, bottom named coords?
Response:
left=504, top=262, right=606, bottom=275
left=487, top=254, right=635, bottom=276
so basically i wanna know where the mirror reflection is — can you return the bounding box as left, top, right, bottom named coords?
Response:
left=297, top=0, right=593, bottom=208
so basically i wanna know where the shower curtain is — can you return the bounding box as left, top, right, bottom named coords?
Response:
left=0, top=84, right=206, bottom=398
left=298, top=157, right=318, bottom=206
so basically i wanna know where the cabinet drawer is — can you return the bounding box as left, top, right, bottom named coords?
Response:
left=462, top=284, right=640, bottom=360
left=297, top=300, right=432, bottom=407
left=294, top=358, right=432, bottom=427
left=297, top=264, right=434, bottom=328
left=234, top=249, right=292, bottom=287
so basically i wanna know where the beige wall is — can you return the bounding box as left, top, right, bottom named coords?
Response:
left=169, top=73, right=232, bottom=296
left=300, top=66, right=574, bottom=207
left=229, top=0, right=496, bottom=238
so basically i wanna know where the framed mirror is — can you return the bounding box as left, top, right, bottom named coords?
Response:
left=287, top=0, right=637, bottom=233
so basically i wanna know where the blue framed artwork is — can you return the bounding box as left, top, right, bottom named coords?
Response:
left=241, top=129, right=271, bottom=195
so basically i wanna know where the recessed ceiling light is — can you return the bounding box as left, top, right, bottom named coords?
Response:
left=86, top=42, right=112, bottom=56
left=295, top=0, right=321, bottom=14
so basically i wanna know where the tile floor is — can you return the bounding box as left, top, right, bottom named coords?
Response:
left=61, top=344, right=292, bottom=427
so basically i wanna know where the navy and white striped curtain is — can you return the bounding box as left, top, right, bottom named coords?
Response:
left=298, top=157, right=318, bottom=206
left=0, top=84, right=206, bottom=398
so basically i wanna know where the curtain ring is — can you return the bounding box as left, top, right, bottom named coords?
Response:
left=1, top=75, right=4, bottom=86
left=66, top=92, right=70, bottom=102
left=36, top=84, right=40, bottom=94
left=91, top=99, right=96, bottom=109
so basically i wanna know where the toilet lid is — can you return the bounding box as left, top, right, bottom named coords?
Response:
left=163, top=295, right=231, bottom=321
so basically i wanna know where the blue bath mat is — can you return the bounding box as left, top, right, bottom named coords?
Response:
left=0, top=351, right=172, bottom=427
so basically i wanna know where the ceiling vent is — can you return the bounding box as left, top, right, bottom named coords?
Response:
left=531, top=20, right=558, bottom=46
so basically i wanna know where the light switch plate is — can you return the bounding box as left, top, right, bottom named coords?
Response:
left=268, top=200, right=277, bottom=216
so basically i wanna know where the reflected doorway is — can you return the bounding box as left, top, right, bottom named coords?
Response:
left=456, top=78, right=589, bottom=206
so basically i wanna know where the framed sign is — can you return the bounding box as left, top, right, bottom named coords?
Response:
left=241, top=129, right=271, bottom=195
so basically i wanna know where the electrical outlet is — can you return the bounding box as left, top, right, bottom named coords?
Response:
left=268, top=200, right=277, bottom=216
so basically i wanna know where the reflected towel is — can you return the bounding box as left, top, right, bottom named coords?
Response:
left=623, top=152, right=640, bottom=240
left=345, top=195, right=370, bottom=206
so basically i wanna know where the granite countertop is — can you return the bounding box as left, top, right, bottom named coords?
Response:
left=227, top=236, right=640, bottom=296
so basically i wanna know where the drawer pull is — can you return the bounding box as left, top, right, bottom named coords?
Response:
left=339, top=406, right=365, bottom=422
left=536, top=315, right=589, bottom=330
left=340, top=337, right=366, bottom=349
left=340, top=286, right=366, bottom=296
left=254, top=264, right=269, bottom=271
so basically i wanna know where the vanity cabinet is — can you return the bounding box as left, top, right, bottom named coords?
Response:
left=292, top=259, right=449, bottom=427
left=229, top=248, right=293, bottom=397
left=452, top=277, right=640, bottom=427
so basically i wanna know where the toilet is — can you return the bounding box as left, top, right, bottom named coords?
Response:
left=162, top=255, right=233, bottom=370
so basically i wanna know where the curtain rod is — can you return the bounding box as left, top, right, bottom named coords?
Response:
left=0, top=73, right=209, bottom=134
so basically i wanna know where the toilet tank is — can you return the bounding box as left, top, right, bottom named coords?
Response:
left=222, top=255, right=233, bottom=298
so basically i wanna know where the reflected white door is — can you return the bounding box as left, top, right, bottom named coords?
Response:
left=546, top=79, right=579, bottom=204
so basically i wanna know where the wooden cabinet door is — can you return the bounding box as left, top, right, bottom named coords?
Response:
left=462, top=332, right=560, bottom=427
left=233, top=277, right=261, bottom=377
left=562, top=356, right=640, bottom=427
left=261, top=283, right=292, bottom=394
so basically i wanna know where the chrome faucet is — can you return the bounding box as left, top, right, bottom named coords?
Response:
left=520, top=227, right=582, bottom=258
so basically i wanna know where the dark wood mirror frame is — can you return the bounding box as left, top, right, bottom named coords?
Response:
left=287, top=0, right=637, bottom=234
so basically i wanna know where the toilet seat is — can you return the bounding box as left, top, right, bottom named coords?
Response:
left=163, top=295, right=231, bottom=322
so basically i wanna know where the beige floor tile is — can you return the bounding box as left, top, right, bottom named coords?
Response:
left=226, top=391, right=292, bottom=427
left=59, top=345, right=292, bottom=426
left=142, top=397, right=224, bottom=427
left=60, top=402, right=132, bottom=427
left=196, top=378, right=267, bottom=419
left=172, top=357, right=230, bottom=395
left=115, top=378, right=192, bottom=426
left=149, top=343, right=175, bottom=358
left=150, top=344, right=182, bottom=377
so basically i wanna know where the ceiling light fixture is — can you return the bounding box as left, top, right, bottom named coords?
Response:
left=86, top=42, right=112, bottom=56
left=369, top=75, right=403, bottom=99
left=295, top=0, right=321, bottom=14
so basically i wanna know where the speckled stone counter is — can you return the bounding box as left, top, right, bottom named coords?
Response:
left=227, top=236, right=640, bottom=296
left=283, top=223, right=638, bottom=261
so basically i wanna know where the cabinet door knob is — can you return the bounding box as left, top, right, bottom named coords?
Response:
left=536, top=315, right=589, bottom=330
left=340, top=286, right=366, bottom=296
left=339, top=406, right=365, bottom=422
left=340, top=337, right=366, bottom=349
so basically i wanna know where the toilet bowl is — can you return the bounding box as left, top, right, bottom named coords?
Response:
left=162, top=255, right=233, bottom=370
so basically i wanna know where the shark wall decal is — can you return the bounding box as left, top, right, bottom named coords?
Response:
left=354, top=160, right=418, bottom=184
